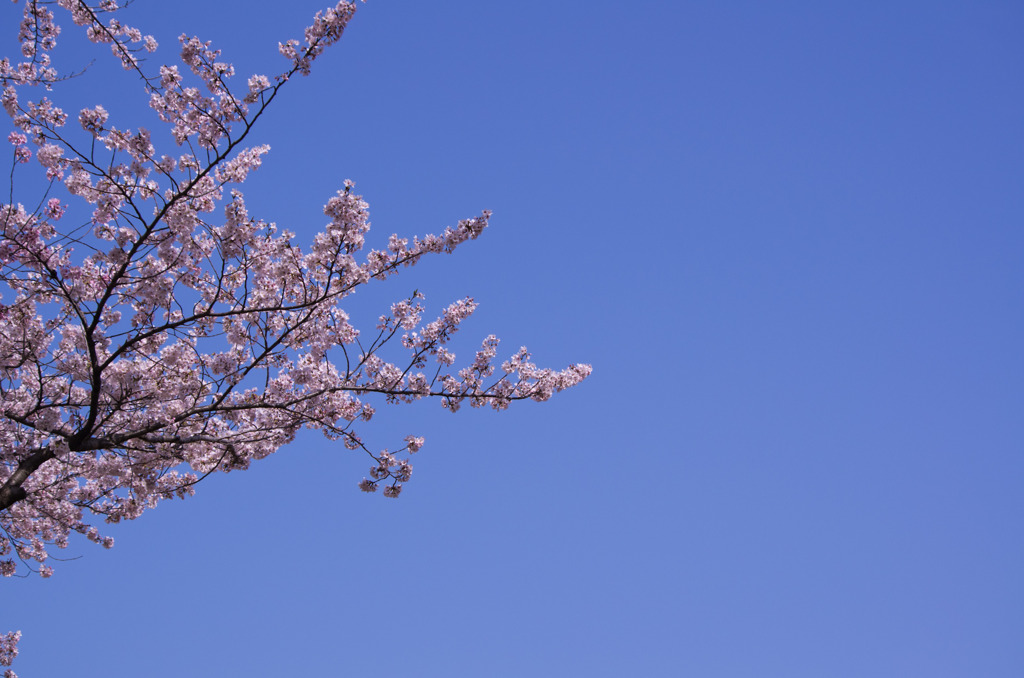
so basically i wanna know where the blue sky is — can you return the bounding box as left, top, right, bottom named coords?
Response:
left=4, top=1, right=1023, bottom=676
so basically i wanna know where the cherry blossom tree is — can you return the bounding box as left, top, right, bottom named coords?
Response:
left=0, top=1, right=590, bottom=671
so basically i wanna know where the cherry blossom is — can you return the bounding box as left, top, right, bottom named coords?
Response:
left=0, top=1, right=590, bottom=669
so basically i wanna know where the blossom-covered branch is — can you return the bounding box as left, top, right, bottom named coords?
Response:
left=0, top=0, right=590, bottom=622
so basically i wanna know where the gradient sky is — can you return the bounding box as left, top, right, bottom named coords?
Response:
left=4, top=1, right=1023, bottom=676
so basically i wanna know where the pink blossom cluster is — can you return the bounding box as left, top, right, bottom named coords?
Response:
left=0, top=630, right=18, bottom=678
left=0, top=10, right=590, bottom=674
left=6, top=132, right=30, bottom=163
left=285, top=2, right=357, bottom=76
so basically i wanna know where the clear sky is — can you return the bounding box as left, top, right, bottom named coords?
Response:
left=4, top=1, right=1023, bottom=676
